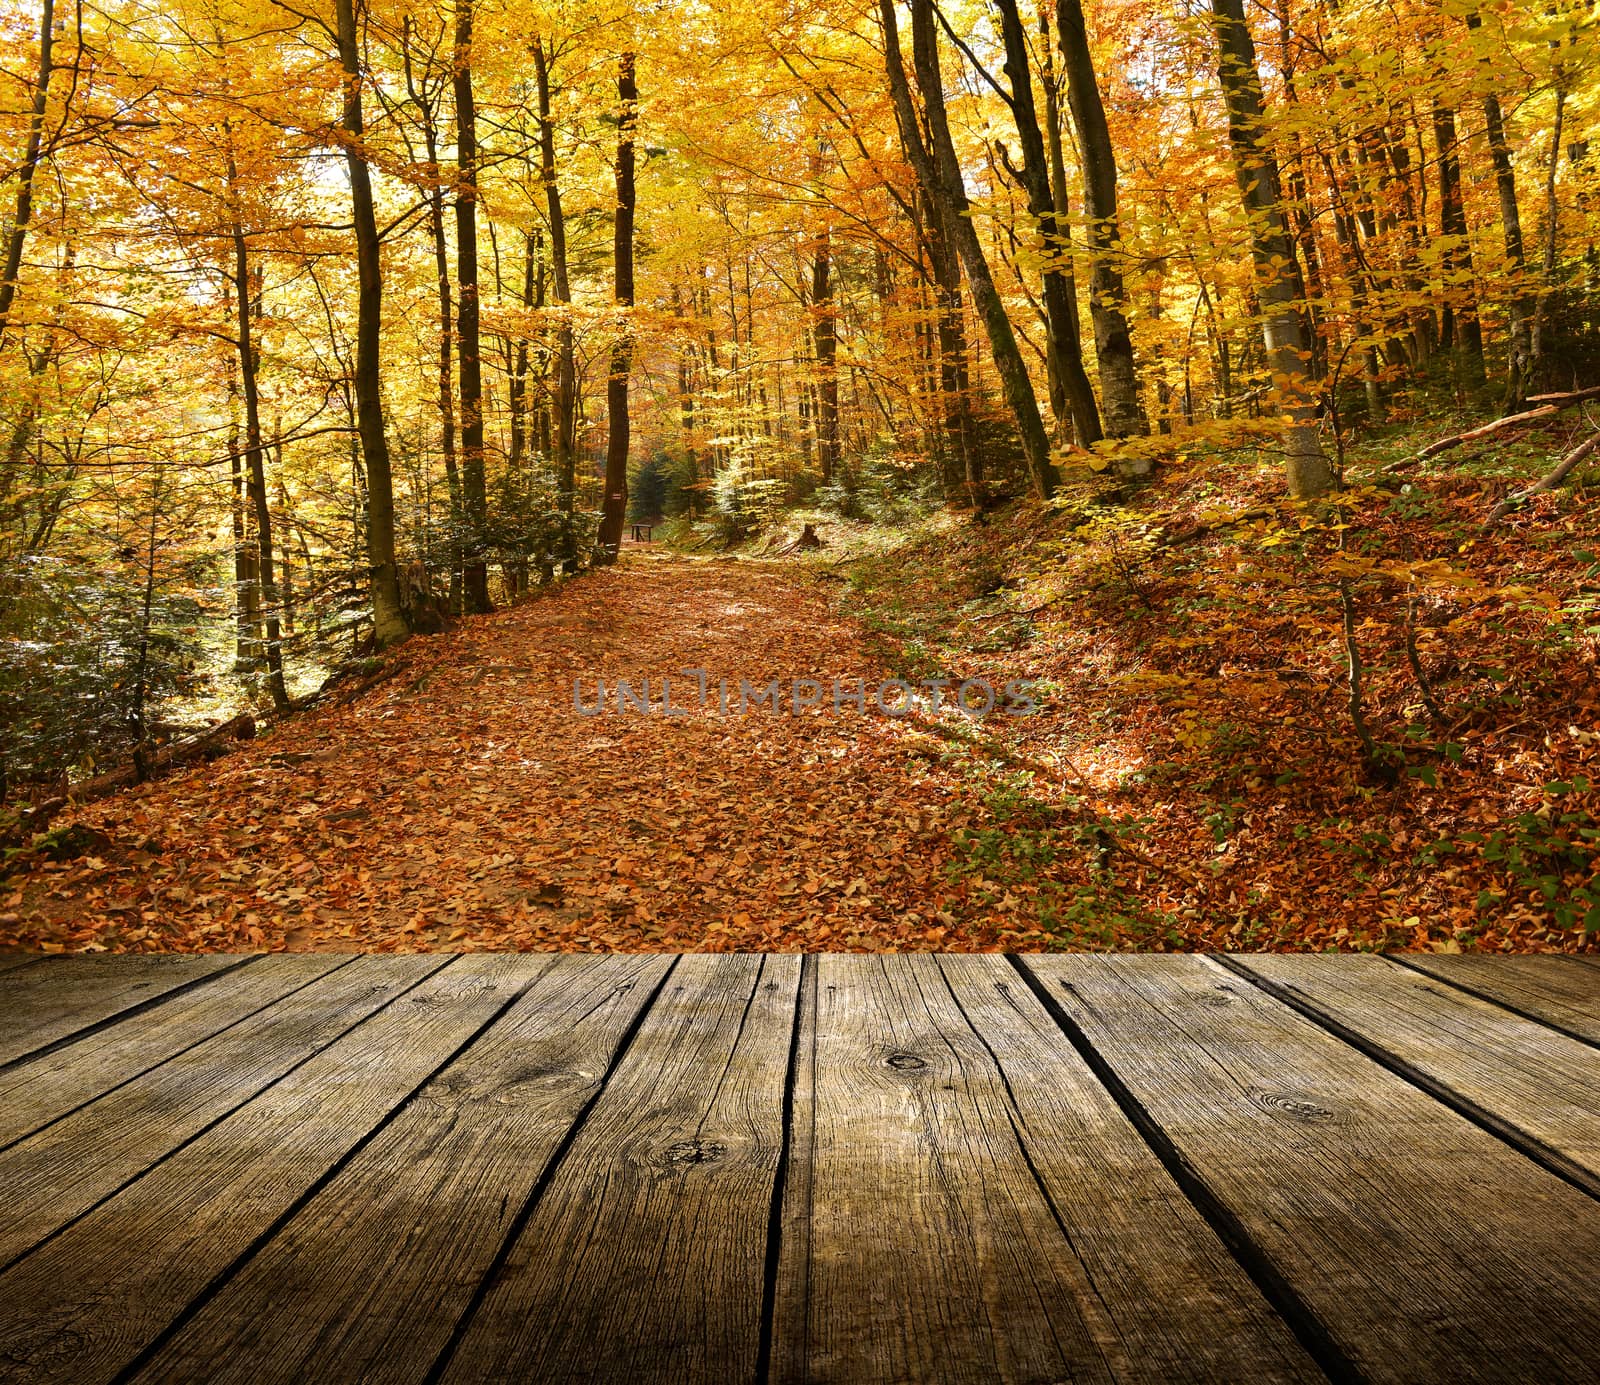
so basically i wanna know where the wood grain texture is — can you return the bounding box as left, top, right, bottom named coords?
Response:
left=0, top=956, right=345, bottom=1148
left=773, top=954, right=1318, bottom=1384
left=1022, top=954, right=1600, bottom=1384
left=1398, top=954, right=1600, bottom=1043
left=1234, top=954, right=1600, bottom=1181
left=789, top=952, right=1101, bottom=1385
left=0, top=953, right=241, bottom=1065
left=1, top=953, right=1596, bottom=1385
left=134, top=954, right=674, bottom=1385
left=437, top=952, right=800, bottom=1385
left=0, top=952, right=42, bottom=976
left=0, top=955, right=532, bottom=1385
left=0, top=955, right=440, bottom=1269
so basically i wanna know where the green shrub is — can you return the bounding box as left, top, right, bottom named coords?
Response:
left=0, top=554, right=207, bottom=797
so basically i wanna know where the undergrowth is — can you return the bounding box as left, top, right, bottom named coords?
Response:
left=828, top=421, right=1600, bottom=951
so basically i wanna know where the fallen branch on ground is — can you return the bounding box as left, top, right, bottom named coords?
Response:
left=1526, top=386, right=1600, bottom=405
left=0, top=796, right=67, bottom=851
left=70, top=713, right=257, bottom=802
left=1484, top=431, right=1600, bottom=526
left=1389, top=385, right=1600, bottom=471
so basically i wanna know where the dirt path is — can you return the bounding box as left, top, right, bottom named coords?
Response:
left=3, top=556, right=1044, bottom=953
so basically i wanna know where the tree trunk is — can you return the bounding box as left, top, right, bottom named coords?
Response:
left=129, top=469, right=164, bottom=781
left=229, top=220, right=290, bottom=709
left=429, top=153, right=462, bottom=609
left=993, top=0, right=1103, bottom=451
left=919, top=186, right=981, bottom=497
left=454, top=0, right=491, bottom=613
left=1483, top=89, right=1530, bottom=404
left=535, top=39, right=577, bottom=562
left=1271, top=4, right=1328, bottom=384
left=1530, top=86, right=1566, bottom=370
left=672, top=284, right=701, bottom=504
left=1209, top=0, right=1333, bottom=498
left=278, top=497, right=296, bottom=635
left=509, top=230, right=537, bottom=469
left=597, top=52, right=636, bottom=562
left=1326, top=194, right=1386, bottom=422
left=401, top=19, right=461, bottom=613
left=1432, top=100, right=1487, bottom=389
left=811, top=222, right=840, bottom=484
left=0, top=0, right=55, bottom=352
left=699, top=280, right=727, bottom=473
left=1055, top=0, right=1146, bottom=439
left=223, top=276, right=263, bottom=672
left=1382, top=124, right=1437, bottom=368
left=880, top=0, right=1055, bottom=500
left=1038, top=5, right=1099, bottom=446
left=336, top=0, right=409, bottom=647
left=1461, top=11, right=1528, bottom=407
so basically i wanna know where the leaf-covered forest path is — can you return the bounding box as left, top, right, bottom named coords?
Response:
left=4, top=556, right=1030, bottom=954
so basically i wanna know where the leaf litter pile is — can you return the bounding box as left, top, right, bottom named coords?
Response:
left=4, top=557, right=1043, bottom=954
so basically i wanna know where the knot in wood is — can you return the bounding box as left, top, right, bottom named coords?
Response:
left=4, top=1316, right=85, bottom=1370
left=886, top=1052, right=926, bottom=1071
left=1255, top=1090, right=1337, bottom=1123
left=662, top=1139, right=725, bottom=1166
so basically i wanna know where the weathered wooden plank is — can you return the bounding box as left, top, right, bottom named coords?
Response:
left=133, top=954, right=675, bottom=1385
left=0, top=952, right=42, bottom=976
left=0, top=954, right=243, bottom=1066
left=770, top=946, right=819, bottom=1385
left=0, top=956, right=347, bottom=1149
left=0, top=955, right=444, bottom=1269
left=1022, top=954, right=1600, bottom=1384
left=792, top=951, right=1070, bottom=1385
left=1398, top=954, right=1600, bottom=1043
left=436, top=953, right=800, bottom=1385
left=1233, top=954, right=1600, bottom=1187
left=775, top=955, right=1317, bottom=1385
left=932, top=955, right=1318, bottom=1379
left=0, top=955, right=536, bottom=1385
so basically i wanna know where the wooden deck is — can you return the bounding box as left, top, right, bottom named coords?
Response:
left=0, top=954, right=1598, bottom=1383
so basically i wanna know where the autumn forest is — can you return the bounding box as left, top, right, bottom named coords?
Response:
left=2, top=0, right=1598, bottom=952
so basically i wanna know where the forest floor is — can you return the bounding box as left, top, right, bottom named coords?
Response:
left=6, top=417, right=1600, bottom=955
left=1, top=553, right=1077, bottom=954
left=804, top=420, right=1600, bottom=953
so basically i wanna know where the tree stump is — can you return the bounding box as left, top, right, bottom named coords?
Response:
left=398, top=561, right=450, bottom=635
